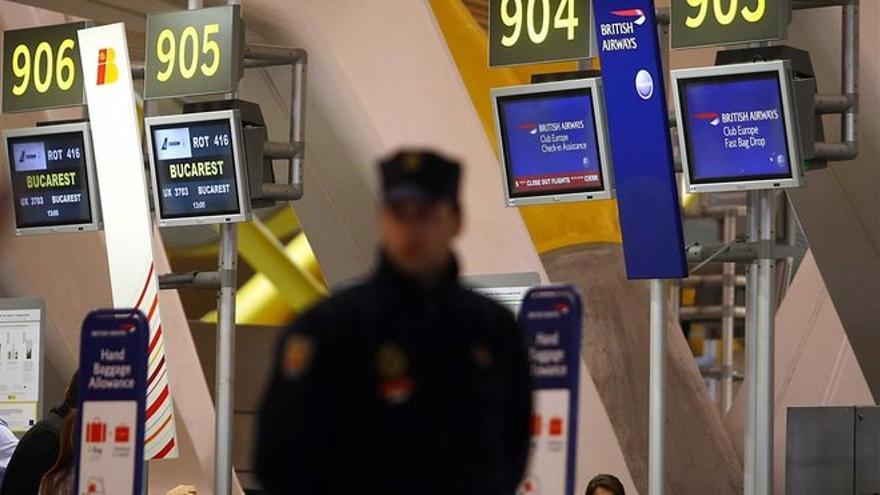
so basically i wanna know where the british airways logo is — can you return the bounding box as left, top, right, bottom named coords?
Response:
left=611, top=9, right=647, bottom=26
left=517, top=123, right=538, bottom=135
left=694, top=112, right=722, bottom=126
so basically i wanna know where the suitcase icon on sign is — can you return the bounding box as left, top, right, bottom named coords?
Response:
left=85, top=476, right=105, bottom=495
left=114, top=424, right=130, bottom=443
left=85, top=418, right=107, bottom=444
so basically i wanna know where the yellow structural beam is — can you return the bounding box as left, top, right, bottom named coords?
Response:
left=429, top=0, right=622, bottom=252
left=202, top=231, right=325, bottom=325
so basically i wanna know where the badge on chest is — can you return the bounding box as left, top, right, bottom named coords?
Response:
left=376, top=343, right=416, bottom=404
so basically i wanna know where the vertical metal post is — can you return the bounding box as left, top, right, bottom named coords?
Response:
left=755, top=190, right=776, bottom=494
left=649, top=279, right=667, bottom=495
left=841, top=0, right=859, bottom=151
left=215, top=224, right=238, bottom=495
left=744, top=191, right=760, bottom=495
left=721, top=210, right=737, bottom=415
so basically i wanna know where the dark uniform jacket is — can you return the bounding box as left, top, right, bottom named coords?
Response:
left=0, top=404, right=70, bottom=495
left=256, top=254, right=532, bottom=495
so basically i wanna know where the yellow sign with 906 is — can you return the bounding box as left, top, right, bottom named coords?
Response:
left=2, top=22, right=88, bottom=113
left=672, top=0, right=788, bottom=49
left=145, top=6, right=243, bottom=99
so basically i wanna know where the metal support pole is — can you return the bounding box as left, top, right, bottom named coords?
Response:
left=841, top=0, right=859, bottom=155
left=755, top=190, right=776, bottom=495
left=649, top=279, right=667, bottom=495
left=744, top=191, right=759, bottom=495
left=721, top=210, right=737, bottom=415
left=215, top=224, right=238, bottom=495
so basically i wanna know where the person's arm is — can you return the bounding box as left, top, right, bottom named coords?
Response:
left=0, top=431, right=59, bottom=495
left=503, top=310, right=533, bottom=492
left=255, top=310, right=331, bottom=494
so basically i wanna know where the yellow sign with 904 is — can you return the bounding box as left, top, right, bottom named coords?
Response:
left=145, top=6, right=243, bottom=99
left=671, top=0, right=788, bottom=49
left=2, top=22, right=88, bottom=113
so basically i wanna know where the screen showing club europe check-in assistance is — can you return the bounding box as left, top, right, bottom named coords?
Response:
left=7, top=132, right=92, bottom=229
left=151, top=119, right=240, bottom=219
left=497, top=88, right=604, bottom=197
left=680, top=72, right=792, bottom=184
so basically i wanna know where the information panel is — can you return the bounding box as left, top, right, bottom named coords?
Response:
left=673, top=61, right=803, bottom=193
left=489, top=0, right=593, bottom=67
left=2, top=22, right=88, bottom=113
left=0, top=299, right=43, bottom=433
left=493, top=78, right=614, bottom=206
left=146, top=110, right=250, bottom=227
left=671, top=0, right=789, bottom=49
left=74, top=310, right=147, bottom=495
left=593, top=0, right=688, bottom=279
left=3, top=122, right=100, bottom=235
left=517, top=286, right=582, bottom=495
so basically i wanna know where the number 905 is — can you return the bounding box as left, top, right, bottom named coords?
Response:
left=685, top=0, right=766, bottom=28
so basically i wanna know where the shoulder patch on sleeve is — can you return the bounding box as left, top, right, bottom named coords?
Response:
left=281, top=335, right=314, bottom=379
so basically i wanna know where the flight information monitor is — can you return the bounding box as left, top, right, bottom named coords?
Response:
left=492, top=78, right=614, bottom=206
left=3, top=122, right=101, bottom=235
left=145, top=110, right=250, bottom=227
left=672, top=60, right=804, bottom=193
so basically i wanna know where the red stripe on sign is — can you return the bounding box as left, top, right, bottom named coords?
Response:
left=612, top=9, right=641, bottom=16
left=146, top=295, right=159, bottom=322
left=152, top=438, right=176, bottom=460
left=133, top=263, right=155, bottom=310
left=148, top=357, right=165, bottom=386
left=149, top=325, right=163, bottom=354
left=146, top=386, right=169, bottom=420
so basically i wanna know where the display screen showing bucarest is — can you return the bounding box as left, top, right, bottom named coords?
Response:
left=150, top=119, right=240, bottom=219
left=6, top=131, right=93, bottom=229
left=679, top=72, right=793, bottom=184
left=497, top=88, right=605, bottom=197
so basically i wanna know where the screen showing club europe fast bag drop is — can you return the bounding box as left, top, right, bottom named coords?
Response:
left=680, top=72, right=793, bottom=184
left=7, top=132, right=93, bottom=229
left=151, top=119, right=240, bottom=220
left=497, top=88, right=604, bottom=197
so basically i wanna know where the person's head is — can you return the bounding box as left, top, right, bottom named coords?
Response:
left=586, top=474, right=625, bottom=495
left=64, top=370, right=79, bottom=409
left=378, top=150, right=462, bottom=283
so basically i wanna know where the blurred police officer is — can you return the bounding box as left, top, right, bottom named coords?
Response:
left=256, top=150, right=532, bottom=495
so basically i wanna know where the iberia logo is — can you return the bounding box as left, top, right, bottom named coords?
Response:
left=694, top=112, right=721, bottom=126
left=96, top=48, right=119, bottom=85
left=611, top=9, right=647, bottom=25
left=517, top=123, right=538, bottom=135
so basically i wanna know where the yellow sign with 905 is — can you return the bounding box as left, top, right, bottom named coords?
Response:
left=145, top=6, right=243, bottom=99
left=2, top=22, right=88, bottom=113
left=671, top=0, right=788, bottom=49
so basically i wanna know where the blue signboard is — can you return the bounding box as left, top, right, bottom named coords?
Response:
left=74, top=309, right=148, bottom=495
left=679, top=73, right=792, bottom=183
left=517, top=286, right=582, bottom=495
left=593, top=1, right=688, bottom=279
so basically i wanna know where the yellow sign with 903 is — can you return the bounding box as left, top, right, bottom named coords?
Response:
left=145, top=6, right=243, bottom=99
left=671, top=0, right=789, bottom=49
left=2, top=22, right=89, bottom=113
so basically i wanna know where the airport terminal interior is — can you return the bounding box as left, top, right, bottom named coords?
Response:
left=0, top=0, right=877, bottom=494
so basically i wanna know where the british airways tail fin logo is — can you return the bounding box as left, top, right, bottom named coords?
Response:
left=612, top=9, right=647, bottom=25
left=517, top=123, right=538, bottom=135
left=694, top=112, right=721, bottom=126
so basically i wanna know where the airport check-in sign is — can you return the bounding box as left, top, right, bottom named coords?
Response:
left=518, top=286, right=582, bottom=495
left=592, top=0, right=689, bottom=279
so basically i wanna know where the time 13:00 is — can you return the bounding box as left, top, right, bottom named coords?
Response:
left=191, top=133, right=230, bottom=149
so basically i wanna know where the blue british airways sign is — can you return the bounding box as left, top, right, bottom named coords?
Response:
left=593, top=0, right=689, bottom=280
